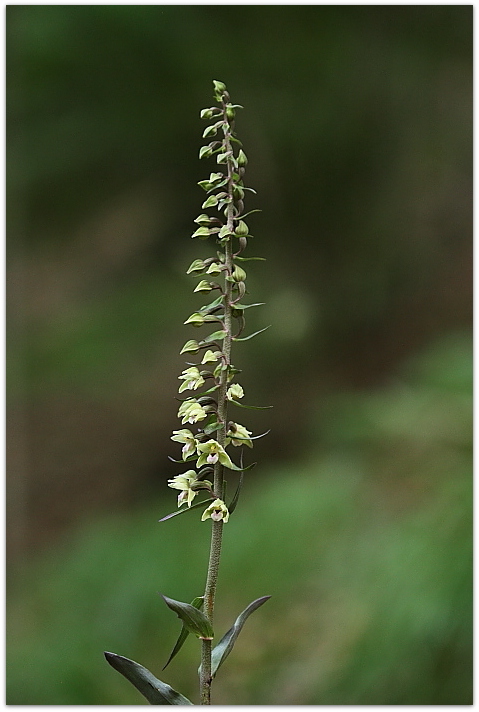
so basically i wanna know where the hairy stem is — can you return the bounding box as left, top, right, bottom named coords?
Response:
left=199, top=102, right=236, bottom=705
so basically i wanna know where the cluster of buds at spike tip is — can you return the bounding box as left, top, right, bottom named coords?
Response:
left=166, top=80, right=268, bottom=524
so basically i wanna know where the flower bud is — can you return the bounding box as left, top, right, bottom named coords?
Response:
left=199, top=145, right=213, bottom=159
left=213, top=80, right=227, bottom=95
left=237, top=149, right=248, bottom=167
left=186, top=259, right=206, bottom=274
left=194, top=280, right=214, bottom=293
left=180, top=340, right=200, bottom=354
left=192, top=226, right=213, bottom=239
left=184, top=312, right=205, bottom=327
left=226, top=105, right=235, bottom=121
left=206, top=262, right=223, bottom=275
left=200, top=108, right=214, bottom=120
left=231, top=265, right=247, bottom=283
left=235, top=220, right=249, bottom=237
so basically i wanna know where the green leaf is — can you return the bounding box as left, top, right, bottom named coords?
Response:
left=163, top=597, right=204, bottom=670
left=162, top=595, right=214, bottom=640
left=233, top=325, right=271, bottom=341
left=201, top=596, right=271, bottom=679
left=158, top=499, right=212, bottom=523
left=104, top=652, right=193, bottom=705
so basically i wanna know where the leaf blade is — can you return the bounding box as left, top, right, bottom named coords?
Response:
left=163, top=597, right=204, bottom=670
left=104, top=652, right=193, bottom=705
left=162, top=595, right=214, bottom=640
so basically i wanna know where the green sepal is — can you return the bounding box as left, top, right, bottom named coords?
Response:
left=104, top=652, right=193, bottom=705
left=163, top=597, right=204, bottom=670
left=199, top=596, right=271, bottom=679
left=233, top=326, right=271, bottom=342
left=158, top=498, right=212, bottom=523
left=162, top=595, right=214, bottom=640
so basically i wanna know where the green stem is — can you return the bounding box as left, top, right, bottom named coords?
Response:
left=199, top=101, right=236, bottom=705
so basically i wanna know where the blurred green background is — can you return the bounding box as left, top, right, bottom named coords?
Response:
left=6, top=5, right=472, bottom=705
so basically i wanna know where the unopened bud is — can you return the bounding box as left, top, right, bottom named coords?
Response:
left=232, top=265, right=247, bottom=283
left=237, top=149, right=248, bottom=167
left=187, top=259, right=206, bottom=274
left=235, top=220, right=249, bottom=237
left=213, top=80, right=227, bottom=95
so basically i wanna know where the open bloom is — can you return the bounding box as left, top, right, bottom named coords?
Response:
left=226, top=422, right=253, bottom=448
left=226, top=383, right=244, bottom=401
left=167, top=471, right=199, bottom=507
left=178, top=367, right=205, bottom=393
left=177, top=399, right=208, bottom=425
left=171, top=429, right=199, bottom=460
left=201, top=498, right=230, bottom=523
left=196, top=439, right=234, bottom=468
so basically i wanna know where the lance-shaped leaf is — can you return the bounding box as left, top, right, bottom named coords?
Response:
left=199, top=596, right=271, bottom=679
left=104, top=652, right=193, bottom=705
left=162, top=595, right=214, bottom=640
left=163, top=597, right=204, bottom=670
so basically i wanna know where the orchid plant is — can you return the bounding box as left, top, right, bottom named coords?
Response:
left=105, top=81, right=270, bottom=705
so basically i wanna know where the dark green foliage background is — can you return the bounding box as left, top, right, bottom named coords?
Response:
left=7, top=5, right=471, bottom=705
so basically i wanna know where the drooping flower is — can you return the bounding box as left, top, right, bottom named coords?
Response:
left=177, top=399, right=208, bottom=425
left=226, top=383, right=244, bottom=401
left=178, top=367, right=205, bottom=393
left=171, top=429, right=199, bottom=460
left=196, top=439, right=234, bottom=469
left=167, top=471, right=199, bottom=508
left=201, top=498, right=230, bottom=523
left=226, top=422, right=253, bottom=448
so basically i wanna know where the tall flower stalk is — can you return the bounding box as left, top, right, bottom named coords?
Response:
left=104, top=81, right=270, bottom=705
